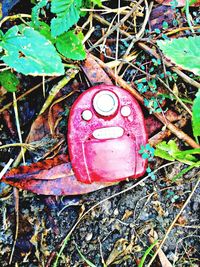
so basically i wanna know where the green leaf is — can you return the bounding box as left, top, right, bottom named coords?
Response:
left=76, top=245, right=97, bottom=267
left=0, top=30, right=4, bottom=40
left=0, top=25, right=64, bottom=76
left=91, top=0, right=102, bottom=6
left=157, top=36, right=200, bottom=76
left=172, top=161, right=200, bottom=182
left=31, top=0, right=48, bottom=28
left=192, top=90, right=200, bottom=137
left=31, top=21, right=56, bottom=44
left=51, top=0, right=82, bottom=37
left=0, top=70, right=19, bottom=92
left=56, top=31, right=86, bottom=60
left=155, top=140, right=198, bottom=165
left=154, top=147, right=175, bottom=161
left=138, top=241, right=158, bottom=267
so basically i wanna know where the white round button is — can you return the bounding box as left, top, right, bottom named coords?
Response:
left=121, top=106, right=131, bottom=117
left=93, top=90, right=118, bottom=116
left=82, top=110, right=92, bottom=121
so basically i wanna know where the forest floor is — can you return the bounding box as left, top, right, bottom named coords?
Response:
left=0, top=1, right=200, bottom=266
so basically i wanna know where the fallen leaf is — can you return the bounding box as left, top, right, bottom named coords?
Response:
left=106, top=238, right=135, bottom=266
left=81, top=53, right=113, bottom=86
left=2, top=155, right=115, bottom=195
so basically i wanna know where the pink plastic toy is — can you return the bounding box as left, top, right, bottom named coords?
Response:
left=68, top=84, right=148, bottom=184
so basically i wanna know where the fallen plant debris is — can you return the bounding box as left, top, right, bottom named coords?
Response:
left=0, top=0, right=200, bottom=266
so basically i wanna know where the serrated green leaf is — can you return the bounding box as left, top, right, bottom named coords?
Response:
left=0, top=25, right=64, bottom=76
left=192, top=89, right=200, bottom=137
left=51, top=0, right=82, bottom=37
left=0, top=70, right=19, bottom=92
left=157, top=36, right=200, bottom=76
left=56, top=31, right=86, bottom=60
left=31, top=0, right=48, bottom=28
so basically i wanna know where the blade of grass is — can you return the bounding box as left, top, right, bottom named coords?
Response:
left=172, top=161, right=200, bottom=182
left=138, top=240, right=158, bottom=267
left=75, top=243, right=97, bottom=267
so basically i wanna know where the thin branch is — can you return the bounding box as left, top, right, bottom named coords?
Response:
left=0, top=14, right=31, bottom=28
left=88, top=0, right=144, bottom=51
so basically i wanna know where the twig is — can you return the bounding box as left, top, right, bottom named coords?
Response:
left=0, top=158, right=14, bottom=180
left=166, top=25, right=200, bottom=36
left=185, top=0, right=195, bottom=34
left=0, top=143, right=36, bottom=150
left=0, top=77, right=55, bottom=114
left=42, top=76, right=46, bottom=98
left=146, top=175, right=200, bottom=267
left=88, top=0, right=144, bottom=51
left=91, top=54, right=200, bottom=148
left=13, top=92, right=25, bottom=164
left=8, top=92, right=26, bottom=265
left=102, top=53, right=192, bottom=115
left=157, top=77, right=192, bottom=116
left=82, top=27, right=95, bottom=44
left=93, top=14, right=130, bottom=38
left=117, top=0, right=153, bottom=73
left=115, top=0, right=120, bottom=80
left=9, top=187, right=19, bottom=265
left=101, top=14, right=117, bottom=53
left=0, top=14, right=31, bottom=28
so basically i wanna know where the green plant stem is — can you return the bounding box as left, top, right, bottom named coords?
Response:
left=0, top=143, right=35, bottom=150
left=138, top=241, right=158, bottom=267
left=39, top=68, right=79, bottom=114
left=158, top=94, right=193, bottom=104
left=75, top=244, right=97, bottom=267
left=175, top=148, right=200, bottom=156
left=182, top=0, right=199, bottom=11
left=185, top=0, right=195, bottom=34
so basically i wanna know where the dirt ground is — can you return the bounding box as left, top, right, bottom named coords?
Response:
left=0, top=163, right=200, bottom=266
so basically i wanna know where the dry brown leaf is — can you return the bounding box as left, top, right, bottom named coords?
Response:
left=106, top=238, right=134, bottom=266
left=152, top=201, right=165, bottom=217
left=121, top=210, right=133, bottom=221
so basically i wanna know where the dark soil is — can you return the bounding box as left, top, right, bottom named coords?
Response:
left=0, top=165, right=200, bottom=266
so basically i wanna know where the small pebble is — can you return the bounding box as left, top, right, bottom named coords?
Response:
left=113, top=208, right=119, bottom=216
left=85, top=232, right=93, bottom=242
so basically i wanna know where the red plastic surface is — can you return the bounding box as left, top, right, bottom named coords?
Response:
left=68, top=84, right=148, bottom=184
